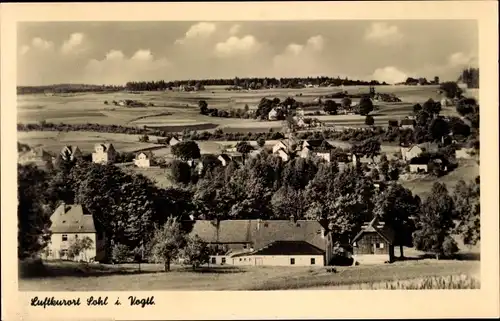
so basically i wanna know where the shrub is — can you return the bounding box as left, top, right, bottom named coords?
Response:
left=170, top=160, right=191, bottom=184
left=442, top=236, right=459, bottom=258
left=112, top=244, right=133, bottom=263
left=365, top=115, right=375, bottom=126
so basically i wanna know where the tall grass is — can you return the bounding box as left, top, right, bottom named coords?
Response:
left=343, top=275, right=480, bottom=290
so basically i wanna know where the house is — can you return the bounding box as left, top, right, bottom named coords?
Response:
left=275, top=149, right=291, bottom=162
left=352, top=154, right=381, bottom=167
left=134, top=151, right=153, bottom=168
left=400, top=118, right=416, bottom=130
left=268, top=108, right=280, bottom=121
left=18, top=147, right=53, bottom=165
left=92, top=143, right=117, bottom=164
left=455, top=147, right=475, bottom=159
left=300, top=140, right=334, bottom=162
left=60, top=145, right=82, bottom=161
left=409, top=156, right=430, bottom=173
left=187, top=219, right=334, bottom=266
left=218, top=154, right=232, bottom=166
left=400, top=145, right=424, bottom=162
left=167, top=136, right=182, bottom=147
left=43, top=203, right=106, bottom=262
left=351, top=216, right=396, bottom=265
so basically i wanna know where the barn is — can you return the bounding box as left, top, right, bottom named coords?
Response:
left=351, top=216, right=395, bottom=265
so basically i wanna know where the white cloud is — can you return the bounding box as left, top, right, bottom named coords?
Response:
left=272, top=35, right=326, bottom=77
left=448, top=52, right=477, bottom=67
left=31, top=37, right=54, bottom=50
left=372, top=66, right=408, bottom=84
left=105, top=49, right=125, bottom=60
left=365, top=22, right=403, bottom=45
left=214, top=35, right=262, bottom=58
left=175, top=22, right=216, bottom=45
left=61, top=33, right=85, bottom=54
left=131, top=49, right=153, bottom=61
left=19, top=45, right=30, bottom=55
left=229, top=24, right=241, bottom=36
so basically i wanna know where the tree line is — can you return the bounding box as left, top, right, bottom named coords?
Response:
left=17, top=84, right=124, bottom=95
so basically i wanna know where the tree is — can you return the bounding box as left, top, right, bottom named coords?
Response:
left=257, top=137, right=266, bottom=148
left=170, top=160, right=191, bottom=184
left=358, top=97, right=374, bottom=116
left=351, top=138, right=381, bottom=161
left=182, top=235, right=210, bottom=270
left=171, top=140, right=201, bottom=162
left=365, top=115, right=375, bottom=126
left=66, top=236, right=94, bottom=262
left=149, top=217, right=186, bottom=272
left=429, top=117, right=450, bottom=142
left=456, top=98, right=477, bottom=116
left=198, top=100, right=208, bottom=115
left=412, top=183, right=458, bottom=259
left=18, top=164, right=52, bottom=259
left=452, top=180, right=480, bottom=246
left=422, top=99, right=441, bottom=115
left=271, top=185, right=307, bottom=219
left=374, top=183, right=420, bottom=257
left=323, top=100, right=338, bottom=115
left=413, top=103, right=422, bottom=113
left=341, top=97, right=352, bottom=109
left=138, top=134, right=149, bottom=143
left=439, top=82, right=463, bottom=99
left=236, top=141, right=253, bottom=164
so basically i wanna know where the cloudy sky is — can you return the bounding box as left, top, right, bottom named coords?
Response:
left=17, top=20, right=478, bottom=86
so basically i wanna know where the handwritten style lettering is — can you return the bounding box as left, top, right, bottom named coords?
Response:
left=30, top=297, right=81, bottom=308
left=128, top=296, right=155, bottom=308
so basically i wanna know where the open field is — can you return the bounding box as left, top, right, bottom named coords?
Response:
left=18, top=85, right=473, bottom=133
left=19, top=259, right=479, bottom=291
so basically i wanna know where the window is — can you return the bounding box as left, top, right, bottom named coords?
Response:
left=353, top=242, right=357, bottom=247
left=62, top=234, right=68, bottom=241
left=290, top=258, right=295, bottom=265
left=239, top=258, right=242, bottom=261
left=375, top=243, right=380, bottom=249
left=310, top=258, right=316, bottom=265
left=211, top=257, right=216, bottom=264
left=74, top=235, right=78, bottom=239
left=221, top=258, right=226, bottom=264
left=380, top=243, right=384, bottom=249
left=243, top=245, right=247, bottom=249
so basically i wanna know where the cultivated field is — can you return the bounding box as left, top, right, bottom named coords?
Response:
left=18, top=85, right=474, bottom=133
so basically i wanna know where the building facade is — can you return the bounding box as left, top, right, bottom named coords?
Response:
left=92, top=143, right=117, bottom=164
left=351, top=217, right=395, bottom=265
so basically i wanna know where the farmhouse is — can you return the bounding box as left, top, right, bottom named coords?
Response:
left=351, top=216, right=395, bottom=265
left=400, top=145, right=424, bottom=162
left=167, top=136, right=182, bottom=146
left=43, top=203, right=106, bottom=262
left=400, top=118, right=416, bottom=130
left=134, top=151, right=153, bottom=168
left=300, top=139, right=334, bottom=162
left=352, top=154, right=381, bottom=167
left=409, top=156, right=429, bottom=173
left=187, top=219, right=334, bottom=266
left=18, top=147, right=53, bottom=166
left=275, top=149, right=291, bottom=162
left=60, top=145, right=82, bottom=161
left=92, top=143, right=117, bottom=164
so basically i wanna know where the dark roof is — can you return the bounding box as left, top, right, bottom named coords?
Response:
left=218, top=154, right=232, bottom=162
left=94, top=143, right=114, bottom=152
left=249, top=240, right=325, bottom=256
left=189, top=219, right=328, bottom=252
left=135, top=151, right=154, bottom=158
left=304, top=139, right=334, bottom=151
left=400, top=119, right=416, bottom=126
left=409, top=155, right=430, bottom=165
left=352, top=216, right=395, bottom=245
left=50, top=204, right=97, bottom=233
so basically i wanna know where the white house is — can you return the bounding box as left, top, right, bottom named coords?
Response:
left=43, top=203, right=106, bottom=262
left=400, top=145, right=424, bottom=162
left=134, top=151, right=153, bottom=168
left=275, top=149, right=291, bottom=162
left=409, top=156, right=429, bottom=173
left=352, top=154, right=381, bottom=167
left=167, top=136, right=182, bottom=147
left=92, top=143, right=117, bottom=164
left=268, top=108, right=280, bottom=121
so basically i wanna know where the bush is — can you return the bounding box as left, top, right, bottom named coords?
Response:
left=112, top=244, right=133, bottom=263
left=170, top=160, right=192, bottom=184
left=442, top=236, right=459, bottom=258
left=365, top=115, right=375, bottom=126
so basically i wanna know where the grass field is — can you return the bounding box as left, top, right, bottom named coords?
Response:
left=19, top=259, right=479, bottom=291
left=18, top=85, right=474, bottom=132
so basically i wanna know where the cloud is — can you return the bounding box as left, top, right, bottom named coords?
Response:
left=61, top=32, right=86, bottom=54
left=272, top=35, right=326, bottom=77
left=214, top=35, right=262, bottom=58
left=371, top=66, right=408, bottom=84
left=175, top=22, right=216, bottom=45
left=84, top=49, right=171, bottom=85
left=31, top=37, right=54, bottom=50
left=448, top=52, right=477, bottom=67
left=229, top=24, right=241, bottom=36
left=365, top=22, right=403, bottom=45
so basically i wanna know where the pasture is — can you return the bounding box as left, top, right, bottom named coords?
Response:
left=17, top=85, right=471, bottom=133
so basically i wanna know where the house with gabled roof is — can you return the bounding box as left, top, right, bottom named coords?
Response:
left=60, top=145, right=82, bottom=161
left=43, top=203, right=106, bottom=262
left=92, top=143, right=117, bottom=164
left=400, top=144, right=424, bottom=162
left=187, top=218, right=334, bottom=266
left=134, top=151, right=154, bottom=168
left=300, top=139, right=334, bottom=162
left=351, top=216, right=395, bottom=265
left=218, top=154, right=233, bottom=166
left=18, top=147, right=53, bottom=166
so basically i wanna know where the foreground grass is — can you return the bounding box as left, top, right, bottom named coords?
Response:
left=19, top=259, right=479, bottom=291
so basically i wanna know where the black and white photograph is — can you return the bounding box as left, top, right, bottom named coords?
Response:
left=2, top=1, right=499, bottom=320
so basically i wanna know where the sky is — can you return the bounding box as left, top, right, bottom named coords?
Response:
left=17, top=20, right=478, bottom=86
